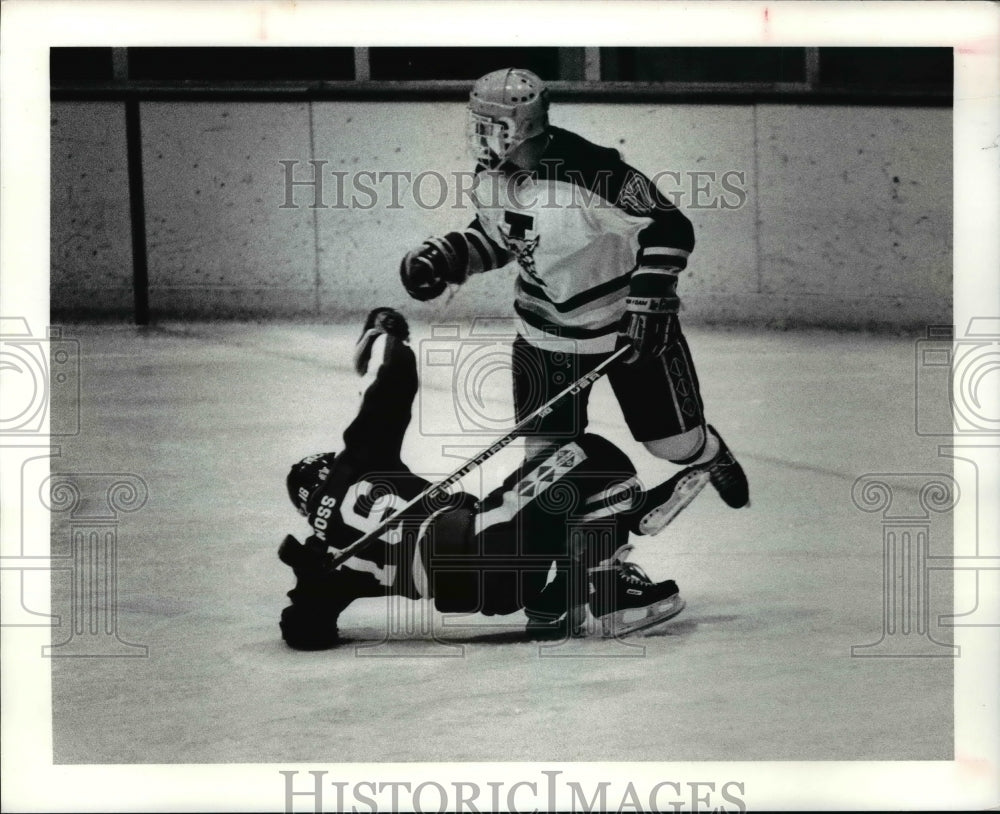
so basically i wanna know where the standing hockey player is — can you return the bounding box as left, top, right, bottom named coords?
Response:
left=278, top=308, right=686, bottom=650
left=399, top=68, right=749, bottom=532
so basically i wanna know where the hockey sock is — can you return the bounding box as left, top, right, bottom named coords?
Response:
left=688, top=428, right=720, bottom=467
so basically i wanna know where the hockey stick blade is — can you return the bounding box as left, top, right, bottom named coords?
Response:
left=328, top=344, right=631, bottom=568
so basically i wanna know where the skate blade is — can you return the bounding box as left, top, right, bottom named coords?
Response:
left=599, top=595, right=686, bottom=637
left=639, top=470, right=710, bottom=535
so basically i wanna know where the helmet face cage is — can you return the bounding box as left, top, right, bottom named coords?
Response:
left=286, top=452, right=336, bottom=516
left=468, top=111, right=514, bottom=165
left=467, top=68, right=549, bottom=166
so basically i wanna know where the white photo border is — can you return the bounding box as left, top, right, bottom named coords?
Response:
left=2, top=1, right=998, bottom=810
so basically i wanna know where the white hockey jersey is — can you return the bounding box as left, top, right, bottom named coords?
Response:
left=466, top=126, right=695, bottom=354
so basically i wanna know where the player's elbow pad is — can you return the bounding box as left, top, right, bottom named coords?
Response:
left=640, top=209, right=696, bottom=257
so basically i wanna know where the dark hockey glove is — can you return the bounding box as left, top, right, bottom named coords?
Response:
left=617, top=268, right=680, bottom=366
left=399, top=238, right=467, bottom=302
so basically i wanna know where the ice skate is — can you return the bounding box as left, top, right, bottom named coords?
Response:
left=626, top=466, right=710, bottom=536
left=588, top=545, right=685, bottom=637
left=703, top=425, right=749, bottom=509
left=278, top=535, right=382, bottom=650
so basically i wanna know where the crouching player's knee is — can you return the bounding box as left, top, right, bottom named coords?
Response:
left=417, top=506, right=551, bottom=618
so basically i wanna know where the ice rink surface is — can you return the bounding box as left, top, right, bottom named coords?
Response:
left=49, top=321, right=953, bottom=764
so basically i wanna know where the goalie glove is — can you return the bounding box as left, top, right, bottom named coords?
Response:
left=399, top=237, right=467, bottom=302
left=617, top=263, right=681, bottom=366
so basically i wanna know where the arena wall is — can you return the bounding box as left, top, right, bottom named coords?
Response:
left=50, top=100, right=951, bottom=328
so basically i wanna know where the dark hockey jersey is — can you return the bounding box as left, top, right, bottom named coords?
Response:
left=306, top=433, right=640, bottom=614
left=469, top=126, right=695, bottom=353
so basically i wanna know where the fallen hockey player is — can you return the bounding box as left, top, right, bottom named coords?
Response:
left=278, top=308, right=702, bottom=650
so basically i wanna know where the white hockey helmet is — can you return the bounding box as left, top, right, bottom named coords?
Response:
left=468, top=68, right=550, bottom=165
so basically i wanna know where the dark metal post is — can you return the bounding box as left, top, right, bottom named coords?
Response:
left=116, top=49, right=150, bottom=325
left=124, top=100, right=150, bottom=325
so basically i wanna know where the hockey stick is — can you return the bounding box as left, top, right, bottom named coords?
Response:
left=328, top=343, right=631, bottom=568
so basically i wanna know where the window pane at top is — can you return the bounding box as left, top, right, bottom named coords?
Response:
left=128, top=47, right=354, bottom=81
left=369, top=47, right=561, bottom=81
left=602, top=48, right=806, bottom=83
left=818, top=48, right=952, bottom=88
left=51, top=47, right=114, bottom=81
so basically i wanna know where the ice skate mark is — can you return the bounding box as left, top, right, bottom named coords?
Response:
left=639, top=613, right=752, bottom=639
left=747, top=452, right=939, bottom=497
left=114, top=596, right=193, bottom=617
left=640, top=617, right=699, bottom=637
left=456, top=629, right=551, bottom=645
